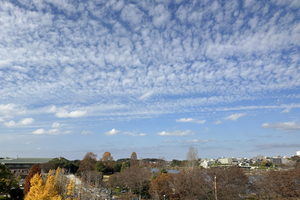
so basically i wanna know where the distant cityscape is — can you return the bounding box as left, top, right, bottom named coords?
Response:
left=1, top=150, right=299, bottom=178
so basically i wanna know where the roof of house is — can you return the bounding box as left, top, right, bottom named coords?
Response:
left=1, top=158, right=53, bottom=164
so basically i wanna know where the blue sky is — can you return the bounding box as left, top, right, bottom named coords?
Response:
left=0, top=0, right=300, bottom=161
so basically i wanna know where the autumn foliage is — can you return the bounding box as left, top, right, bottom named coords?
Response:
left=149, top=173, right=173, bottom=199
left=24, top=163, right=41, bottom=196
left=78, top=152, right=97, bottom=172
left=130, top=152, right=138, bottom=167
left=25, top=172, right=62, bottom=200
left=20, top=151, right=300, bottom=200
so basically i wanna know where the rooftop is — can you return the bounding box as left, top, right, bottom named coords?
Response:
left=1, top=157, right=53, bottom=164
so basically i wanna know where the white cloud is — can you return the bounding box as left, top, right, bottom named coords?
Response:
left=105, top=129, right=119, bottom=136
left=255, top=143, right=300, bottom=149
left=121, top=4, right=144, bottom=26
left=139, top=91, right=154, bottom=100
left=156, top=130, right=194, bottom=136
left=0, top=0, right=300, bottom=159
left=123, top=132, right=146, bottom=137
left=32, top=128, right=72, bottom=135
left=281, top=107, right=291, bottom=113
left=47, top=106, right=57, bottom=113
left=214, top=120, right=222, bottom=124
left=55, top=110, right=87, bottom=118
left=3, top=118, right=34, bottom=127
left=203, top=127, right=209, bottom=133
left=0, top=1, right=299, bottom=110
left=0, top=104, right=16, bottom=114
left=224, top=113, right=245, bottom=121
left=81, top=130, right=93, bottom=135
left=48, top=129, right=59, bottom=135
left=261, top=121, right=300, bottom=131
left=163, top=140, right=180, bottom=143
left=186, top=138, right=215, bottom=143
left=4, top=121, right=17, bottom=127
left=176, top=118, right=206, bottom=124
left=32, top=129, right=46, bottom=135
left=19, top=118, right=34, bottom=125
left=52, top=122, right=60, bottom=128
left=63, top=130, right=72, bottom=134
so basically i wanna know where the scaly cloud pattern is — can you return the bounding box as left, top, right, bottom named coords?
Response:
left=0, top=0, right=299, bottom=160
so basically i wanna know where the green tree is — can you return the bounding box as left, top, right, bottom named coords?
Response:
left=95, top=161, right=107, bottom=173
left=260, top=160, right=272, bottom=167
left=121, top=161, right=130, bottom=172
left=170, top=159, right=182, bottom=167
left=291, top=156, right=300, bottom=162
left=160, top=168, right=168, bottom=174
left=113, top=163, right=122, bottom=173
left=49, top=157, right=79, bottom=174
left=0, top=164, right=19, bottom=196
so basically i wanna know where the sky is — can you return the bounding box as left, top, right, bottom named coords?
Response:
left=0, top=0, right=300, bottom=161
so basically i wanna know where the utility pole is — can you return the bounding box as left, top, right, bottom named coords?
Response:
left=214, top=175, right=217, bottom=200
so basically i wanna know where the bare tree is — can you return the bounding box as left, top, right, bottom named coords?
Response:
left=264, top=168, right=300, bottom=198
left=169, top=168, right=211, bottom=199
left=186, top=146, right=198, bottom=169
left=41, top=162, right=56, bottom=173
left=207, top=166, right=249, bottom=199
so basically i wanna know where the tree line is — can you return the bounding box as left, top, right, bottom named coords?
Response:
left=1, top=150, right=300, bottom=199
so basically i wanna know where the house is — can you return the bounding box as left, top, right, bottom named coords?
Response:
left=218, top=157, right=233, bottom=164
left=200, top=159, right=215, bottom=168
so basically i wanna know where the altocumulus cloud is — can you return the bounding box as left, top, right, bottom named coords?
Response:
left=0, top=0, right=299, bottom=111
left=0, top=0, right=300, bottom=159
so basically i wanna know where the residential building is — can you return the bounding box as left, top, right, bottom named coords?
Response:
left=270, top=156, right=282, bottom=165
left=218, top=157, right=233, bottom=164
left=200, top=159, right=215, bottom=168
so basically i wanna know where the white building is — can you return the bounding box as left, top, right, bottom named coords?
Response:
left=200, top=159, right=215, bottom=168
left=218, top=157, right=233, bottom=164
left=297, top=151, right=300, bottom=156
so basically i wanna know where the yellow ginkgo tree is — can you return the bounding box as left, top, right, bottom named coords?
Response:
left=25, top=170, right=62, bottom=200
